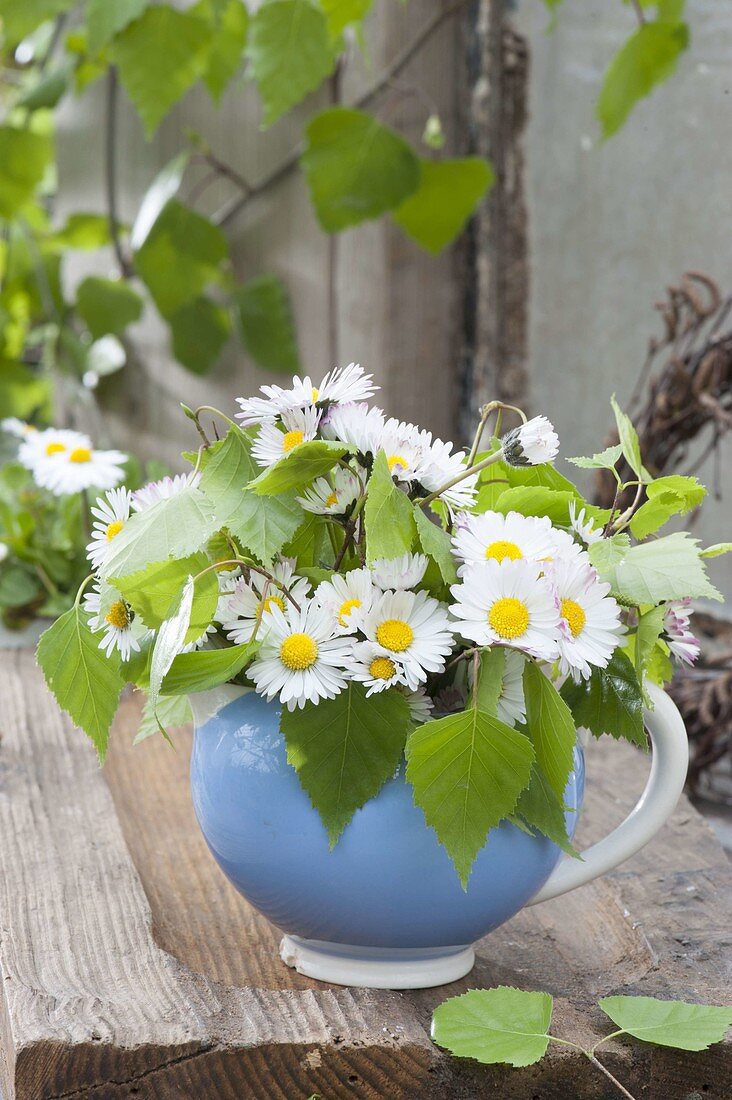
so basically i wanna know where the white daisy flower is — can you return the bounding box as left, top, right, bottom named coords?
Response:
left=371, top=552, right=428, bottom=591
left=399, top=686, right=433, bottom=726
left=18, top=427, right=91, bottom=477
left=221, top=560, right=311, bottom=644
left=663, top=599, right=700, bottom=666
left=132, top=471, right=201, bottom=512
left=502, top=415, right=559, bottom=467
left=549, top=556, right=624, bottom=681
left=321, top=401, right=386, bottom=457
left=83, top=584, right=143, bottom=661
left=375, top=417, right=426, bottom=482
left=348, top=640, right=409, bottom=695
left=31, top=442, right=127, bottom=495
left=361, top=589, right=454, bottom=691
left=452, top=510, right=557, bottom=573
left=236, top=363, right=378, bottom=426
left=248, top=599, right=352, bottom=710
left=251, top=405, right=320, bottom=469
left=497, top=650, right=527, bottom=727
left=315, top=567, right=376, bottom=634
left=450, top=558, right=561, bottom=660
left=414, top=434, right=478, bottom=512
left=86, top=487, right=133, bottom=570
left=545, top=526, right=589, bottom=565
left=569, top=500, right=605, bottom=546
left=297, top=466, right=361, bottom=516
left=1, top=417, right=39, bottom=438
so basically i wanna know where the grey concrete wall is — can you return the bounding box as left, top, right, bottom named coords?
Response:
left=515, top=0, right=732, bottom=598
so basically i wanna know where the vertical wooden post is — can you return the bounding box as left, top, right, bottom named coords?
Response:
left=462, top=0, right=530, bottom=438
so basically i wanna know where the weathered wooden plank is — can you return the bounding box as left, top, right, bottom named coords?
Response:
left=1, top=648, right=730, bottom=1098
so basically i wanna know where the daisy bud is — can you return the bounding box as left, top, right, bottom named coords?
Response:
left=501, top=415, right=559, bottom=467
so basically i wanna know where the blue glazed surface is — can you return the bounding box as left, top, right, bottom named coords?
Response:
left=190, top=691, right=585, bottom=949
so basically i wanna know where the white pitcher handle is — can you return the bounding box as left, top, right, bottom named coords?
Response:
left=528, top=681, right=689, bottom=906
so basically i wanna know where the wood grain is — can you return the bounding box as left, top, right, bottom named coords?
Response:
left=1, top=648, right=730, bottom=1098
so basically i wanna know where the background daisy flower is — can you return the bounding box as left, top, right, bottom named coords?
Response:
left=18, top=427, right=91, bottom=479
left=32, top=443, right=127, bottom=495
left=1, top=417, right=39, bottom=439
left=87, top=487, right=133, bottom=570
left=315, top=567, right=376, bottom=634
left=248, top=600, right=352, bottom=710
left=297, top=466, right=361, bottom=516
left=251, top=405, right=320, bottom=468
left=450, top=558, right=561, bottom=659
left=371, top=552, right=428, bottom=591
left=361, top=588, right=454, bottom=690
left=549, top=556, right=624, bottom=681
left=452, top=509, right=557, bottom=572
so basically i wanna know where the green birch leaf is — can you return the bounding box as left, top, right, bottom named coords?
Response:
left=86, top=0, right=150, bottom=54
left=599, top=995, right=732, bottom=1051
left=111, top=553, right=218, bottom=643
left=169, top=295, right=230, bottom=374
left=516, top=765, right=578, bottom=857
left=250, top=439, right=349, bottom=496
left=413, top=505, right=457, bottom=584
left=701, top=542, right=732, bottom=559
left=46, top=212, right=111, bottom=251
left=18, top=66, right=70, bottom=111
left=162, top=643, right=258, bottom=695
left=560, top=648, right=647, bottom=748
left=75, top=276, right=143, bottom=340
left=392, top=157, right=494, bottom=254
left=230, top=490, right=305, bottom=564
left=405, top=706, right=534, bottom=887
left=494, top=486, right=575, bottom=526
left=136, top=692, right=191, bottom=743
left=199, top=425, right=257, bottom=528
left=634, top=604, right=666, bottom=680
left=364, top=450, right=416, bottom=564
left=37, top=604, right=124, bottom=761
left=134, top=200, right=228, bottom=318
left=235, top=274, right=301, bottom=373
left=610, top=394, right=646, bottom=480
left=566, top=444, right=623, bottom=470
left=246, top=0, right=335, bottom=127
left=0, top=0, right=76, bottom=44
left=597, top=20, right=689, bottom=138
left=281, top=510, right=332, bottom=568
left=589, top=531, right=721, bottom=604
left=522, top=660, right=576, bottom=801
left=302, top=107, right=420, bottom=232
left=193, top=0, right=249, bottom=102
left=630, top=474, right=706, bottom=540
left=0, top=127, right=52, bottom=218
left=320, top=0, right=372, bottom=38
left=281, top=682, right=411, bottom=845
left=472, top=648, right=506, bottom=716
left=432, top=987, right=553, bottom=1067
left=112, top=6, right=213, bottom=136
left=100, top=486, right=217, bottom=580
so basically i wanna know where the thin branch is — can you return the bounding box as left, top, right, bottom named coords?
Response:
left=212, top=0, right=472, bottom=229
left=630, top=0, right=647, bottom=26
left=586, top=1054, right=638, bottom=1100
left=106, top=70, right=133, bottom=278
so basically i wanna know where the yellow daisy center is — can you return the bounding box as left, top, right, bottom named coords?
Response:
left=488, top=597, right=530, bottom=640
left=261, top=594, right=285, bottom=614
left=282, top=430, right=304, bottom=453
left=561, top=598, right=586, bottom=638
left=485, top=540, right=523, bottom=563
left=69, top=447, right=92, bottom=464
left=376, top=618, right=414, bottom=652
left=45, top=441, right=66, bottom=456
left=387, top=453, right=408, bottom=474
left=311, top=387, right=319, bottom=401
left=280, top=632, right=318, bottom=670
left=338, top=597, right=361, bottom=627
left=370, top=656, right=396, bottom=680
left=105, top=520, right=124, bottom=540
left=325, top=491, right=339, bottom=508
left=105, top=600, right=130, bottom=630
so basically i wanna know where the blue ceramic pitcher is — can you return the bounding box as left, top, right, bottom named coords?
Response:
left=190, top=683, right=688, bottom=989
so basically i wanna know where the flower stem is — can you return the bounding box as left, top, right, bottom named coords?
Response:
left=73, top=573, right=97, bottom=609
left=334, top=493, right=366, bottom=570
left=420, top=448, right=504, bottom=509
left=468, top=401, right=528, bottom=467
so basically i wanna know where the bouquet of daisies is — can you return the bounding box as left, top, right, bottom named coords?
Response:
left=0, top=417, right=148, bottom=627
left=36, top=365, right=730, bottom=884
